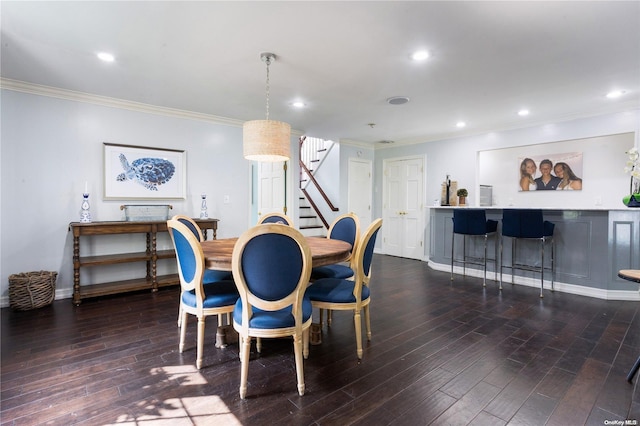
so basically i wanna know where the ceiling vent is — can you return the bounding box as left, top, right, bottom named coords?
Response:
left=387, top=96, right=409, bottom=105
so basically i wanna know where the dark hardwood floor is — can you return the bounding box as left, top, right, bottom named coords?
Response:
left=2, top=254, right=639, bottom=425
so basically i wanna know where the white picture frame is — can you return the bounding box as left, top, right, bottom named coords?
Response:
left=103, top=143, right=186, bottom=200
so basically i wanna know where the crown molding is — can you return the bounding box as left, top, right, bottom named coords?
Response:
left=338, top=138, right=375, bottom=149
left=2, top=78, right=634, bottom=145
left=0, top=78, right=246, bottom=127
left=1, top=78, right=307, bottom=136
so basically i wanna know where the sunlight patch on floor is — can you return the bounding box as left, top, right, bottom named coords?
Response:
left=108, top=366, right=241, bottom=425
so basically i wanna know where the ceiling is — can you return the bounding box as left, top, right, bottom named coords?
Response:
left=1, top=1, right=639, bottom=146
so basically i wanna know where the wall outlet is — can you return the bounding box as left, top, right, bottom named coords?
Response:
left=223, top=195, right=230, bottom=204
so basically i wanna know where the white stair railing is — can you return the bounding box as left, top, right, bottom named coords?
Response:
left=300, top=137, right=334, bottom=189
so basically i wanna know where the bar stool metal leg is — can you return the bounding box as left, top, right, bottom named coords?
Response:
left=499, top=236, right=504, bottom=290
left=450, top=230, right=455, bottom=281
left=483, top=234, right=488, bottom=287
left=627, top=356, right=640, bottom=383
left=540, top=237, right=545, bottom=298
left=551, top=237, right=555, bottom=292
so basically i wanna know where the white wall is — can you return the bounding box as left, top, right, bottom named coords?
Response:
left=479, top=132, right=634, bottom=207
left=2, top=87, right=638, bottom=304
left=372, top=110, right=640, bottom=257
left=0, top=90, right=261, bottom=305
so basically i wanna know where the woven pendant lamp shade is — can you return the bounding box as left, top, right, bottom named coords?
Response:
left=243, top=119, right=291, bottom=162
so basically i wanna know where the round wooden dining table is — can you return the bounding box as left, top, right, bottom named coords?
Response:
left=200, top=236, right=352, bottom=271
left=200, top=235, right=352, bottom=349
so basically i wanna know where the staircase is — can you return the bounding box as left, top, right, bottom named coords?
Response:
left=298, top=194, right=324, bottom=236
left=298, top=136, right=336, bottom=236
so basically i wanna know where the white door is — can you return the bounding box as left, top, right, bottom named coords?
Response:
left=383, top=156, right=424, bottom=260
left=257, top=161, right=286, bottom=217
left=348, top=158, right=372, bottom=230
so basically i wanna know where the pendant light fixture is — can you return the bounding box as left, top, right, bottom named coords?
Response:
left=243, top=52, right=291, bottom=162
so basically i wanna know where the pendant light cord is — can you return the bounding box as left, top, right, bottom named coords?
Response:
left=265, top=56, right=271, bottom=121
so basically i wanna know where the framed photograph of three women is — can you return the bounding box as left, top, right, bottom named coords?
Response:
left=103, top=143, right=186, bottom=200
left=518, top=152, right=583, bottom=191
left=478, top=133, right=634, bottom=207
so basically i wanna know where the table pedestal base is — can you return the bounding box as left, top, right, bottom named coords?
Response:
left=215, top=326, right=227, bottom=348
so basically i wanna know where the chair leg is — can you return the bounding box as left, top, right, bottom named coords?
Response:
left=179, top=311, right=188, bottom=353
left=256, top=337, right=262, bottom=353
left=196, top=316, right=205, bottom=369
left=303, top=328, right=309, bottom=359
left=364, top=304, right=372, bottom=341
left=354, top=309, right=363, bottom=359
left=177, top=305, right=182, bottom=327
left=293, top=333, right=305, bottom=396
left=319, top=308, right=324, bottom=327
left=239, top=336, right=251, bottom=399
left=238, top=335, right=244, bottom=360
left=328, top=309, right=333, bottom=326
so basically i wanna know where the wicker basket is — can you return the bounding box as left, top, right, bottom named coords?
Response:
left=8, top=271, right=57, bottom=311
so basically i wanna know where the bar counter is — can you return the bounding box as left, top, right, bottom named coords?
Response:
left=429, top=206, right=640, bottom=300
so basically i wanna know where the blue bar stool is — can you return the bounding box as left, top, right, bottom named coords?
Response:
left=451, top=209, right=498, bottom=287
left=500, top=209, right=555, bottom=297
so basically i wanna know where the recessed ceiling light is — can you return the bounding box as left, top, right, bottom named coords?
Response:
left=518, top=109, right=530, bottom=116
left=97, top=52, right=115, bottom=62
left=292, top=101, right=305, bottom=108
left=387, top=96, right=410, bottom=105
left=456, top=121, right=466, bottom=128
left=411, top=50, right=430, bottom=61
left=606, top=90, right=625, bottom=99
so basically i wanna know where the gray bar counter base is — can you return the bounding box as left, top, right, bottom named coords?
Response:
left=429, top=207, right=640, bottom=300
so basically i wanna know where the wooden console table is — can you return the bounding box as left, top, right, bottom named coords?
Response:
left=69, top=219, right=218, bottom=305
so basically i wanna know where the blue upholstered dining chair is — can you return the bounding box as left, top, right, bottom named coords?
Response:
left=311, top=212, right=360, bottom=280
left=306, top=218, right=382, bottom=360
left=500, top=209, right=555, bottom=298
left=231, top=224, right=313, bottom=399
left=167, top=219, right=239, bottom=369
left=310, top=213, right=360, bottom=327
left=257, top=212, right=293, bottom=226
left=451, top=209, right=498, bottom=287
left=172, top=215, right=233, bottom=327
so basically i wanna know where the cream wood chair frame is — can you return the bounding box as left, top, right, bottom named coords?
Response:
left=231, top=224, right=313, bottom=398
left=307, top=218, right=383, bottom=359
left=315, top=212, right=361, bottom=326
left=171, top=214, right=232, bottom=328
left=167, top=219, right=238, bottom=369
left=257, top=212, right=294, bottom=226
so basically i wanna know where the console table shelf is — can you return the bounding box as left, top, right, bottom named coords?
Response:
left=69, top=219, right=218, bottom=305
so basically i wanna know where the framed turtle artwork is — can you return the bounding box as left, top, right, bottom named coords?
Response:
left=103, top=143, right=186, bottom=200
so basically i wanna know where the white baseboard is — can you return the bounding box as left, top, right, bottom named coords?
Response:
left=4, top=256, right=634, bottom=307
left=428, top=260, right=639, bottom=301
left=1, top=288, right=74, bottom=308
